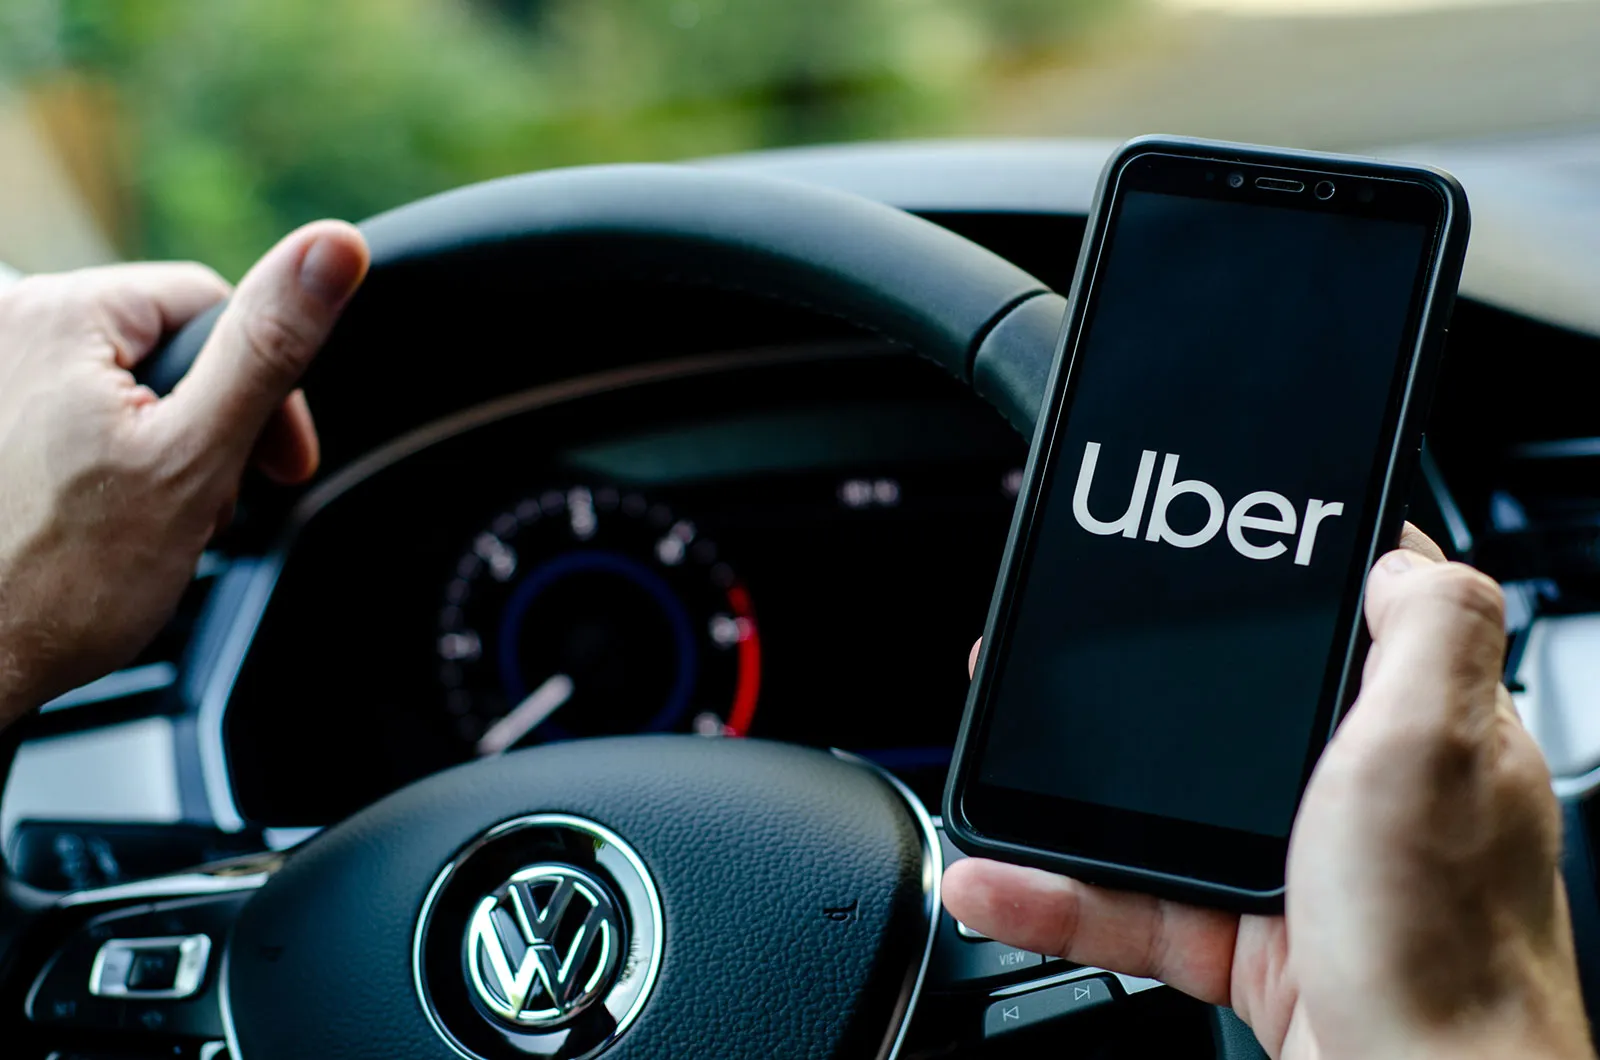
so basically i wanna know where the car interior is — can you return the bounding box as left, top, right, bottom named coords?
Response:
left=0, top=132, right=1598, bottom=1060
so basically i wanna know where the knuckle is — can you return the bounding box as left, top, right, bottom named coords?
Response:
left=96, top=288, right=163, bottom=350
left=237, top=307, right=312, bottom=383
left=2, top=273, right=62, bottom=312
left=1498, top=766, right=1558, bottom=838
left=0, top=274, right=88, bottom=339
left=1428, top=720, right=1489, bottom=781
left=1337, top=707, right=1489, bottom=800
left=1429, top=564, right=1506, bottom=627
left=1495, top=724, right=1554, bottom=797
left=172, top=261, right=230, bottom=296
left=1490, top=739, right=1564, bottom=875
left=1368, top=723, right=1478, bottom=791
left=1046, top=891, right=1085, bottom=959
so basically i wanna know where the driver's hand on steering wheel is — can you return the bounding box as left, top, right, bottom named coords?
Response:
left=0, top=222, right=369, bottom=727
left=945, top=525, right=1595, bottom=1060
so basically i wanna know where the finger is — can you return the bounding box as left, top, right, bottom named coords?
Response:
left=1349, top=531, right=1443, bottom=707
left=1350, top=526, right=1443, bottom=691
left=71, top=262, right=231, bottom=368
left=1360, top=555, right=1507, bottom=731
left=162, top=220, right=367, bottom=464
left=942, top=858, right=1239, bottom=1004
left=251, top=390, right=320, bottom=485
left=1397, top=520, right=1447, bottom=564
left=968, top=638, right=981, bottom=680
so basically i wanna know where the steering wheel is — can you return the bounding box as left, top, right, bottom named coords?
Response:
left=0, top=166, right=1265, bottom=1060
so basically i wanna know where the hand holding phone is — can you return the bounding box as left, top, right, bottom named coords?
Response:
left=944, top=536, right=1589, bottom=1060
left=946, top=138, right=1470, bottom=905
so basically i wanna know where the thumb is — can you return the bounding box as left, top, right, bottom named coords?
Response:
left=162, top=220, right=368, bottom=465
left=1358, top=552, right=1507, bottom=736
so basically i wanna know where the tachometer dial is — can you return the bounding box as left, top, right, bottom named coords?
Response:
left=437, top=485, right=760, bottom=756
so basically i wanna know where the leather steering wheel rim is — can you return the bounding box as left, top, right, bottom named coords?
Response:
left=142, top=164, right=1068, bottom=435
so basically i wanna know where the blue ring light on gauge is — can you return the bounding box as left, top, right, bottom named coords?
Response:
left=497, top=550, right=699, bottom=739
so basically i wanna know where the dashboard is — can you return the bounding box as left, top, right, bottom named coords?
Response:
left=223, top=348, right=1024, bottom=824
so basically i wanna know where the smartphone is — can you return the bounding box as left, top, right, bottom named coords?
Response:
left=944, top=136, right=1470, bottom=910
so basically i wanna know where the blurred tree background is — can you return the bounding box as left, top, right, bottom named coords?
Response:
left=0, top=0, right=1110, bottom=277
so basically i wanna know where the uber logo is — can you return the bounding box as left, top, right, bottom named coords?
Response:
left=1070, top=442, right=1344, bottom=565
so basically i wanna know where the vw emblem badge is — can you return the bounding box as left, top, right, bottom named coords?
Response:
left=415, top=814, right=662, bottom=1060
left=465, top=864, right=625, bottom=1028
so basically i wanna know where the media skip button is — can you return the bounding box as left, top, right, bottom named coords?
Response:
left=983, top=977, right=1114, bottom=1037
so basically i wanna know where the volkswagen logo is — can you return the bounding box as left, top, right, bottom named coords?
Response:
left=414, top=814, right=663, bottom=1060
left=465, top=865, right=624, bottom=1028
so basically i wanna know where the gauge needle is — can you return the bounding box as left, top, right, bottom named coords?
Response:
left=477, top=673, right=575, bottom=757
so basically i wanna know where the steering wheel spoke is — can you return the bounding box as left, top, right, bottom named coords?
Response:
left=2, top=857, right=274, bottom=1060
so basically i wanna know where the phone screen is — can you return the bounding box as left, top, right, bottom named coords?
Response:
left=958, top=153, right=1447, bottom=885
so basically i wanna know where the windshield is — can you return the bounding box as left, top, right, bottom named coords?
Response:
left=1, top=0, right=1594, bottom=274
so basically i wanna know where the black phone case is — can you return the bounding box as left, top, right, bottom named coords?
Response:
left=942, top=135, right=1472, bottom=912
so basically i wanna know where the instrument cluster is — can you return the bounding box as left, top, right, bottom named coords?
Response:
left=437, top=483, right=761, bottom=756
left=222, top=351, right=1026, bottom=825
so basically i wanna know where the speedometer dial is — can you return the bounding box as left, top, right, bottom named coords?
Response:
left=437, top=485, right=760, bottom=756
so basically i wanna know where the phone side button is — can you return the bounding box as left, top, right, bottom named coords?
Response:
left=983, top=977, right=1114, bottom=1038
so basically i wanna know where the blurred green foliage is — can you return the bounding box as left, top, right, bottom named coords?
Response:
left=0, top=0, right=1107, bottom=276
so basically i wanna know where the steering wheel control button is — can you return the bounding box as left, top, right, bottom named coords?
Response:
left=27, top=892, right=244, bottom=1041
left=930, top=831, right=1055, bottom=988
left=954, top=919, right=990, bottom=941
left=414, top=814, right=663, bottom=1060
left=89, top=935, right=211, bottom=998
left=941, top=939, right=1043, bottom=984
left=465, top=864, right=624, bottom=1028
left=984, top=977, right=1114, bottom=1037
left=127, top=949, right=179, bottom=991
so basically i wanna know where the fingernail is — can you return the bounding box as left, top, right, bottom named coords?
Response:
left=1382, top=551, right=1416, bottom=575
left=298, top=232, right=364, bottom=306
